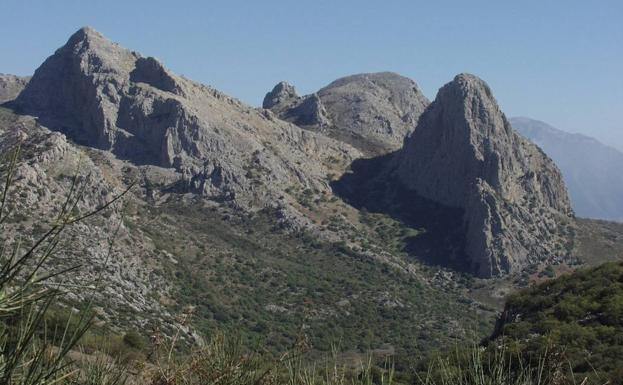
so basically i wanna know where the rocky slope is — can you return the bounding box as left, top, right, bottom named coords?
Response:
left=0, top=73, right=29, bottom=103
left=264, top=72, right=430, bottom=154
left=0, top=106, right=179, bottom=334
left=511, top=117, right=623, bottom=222
left=12, top=27, right=360, bottom=223
left=394, top=74, right=574, bottom=277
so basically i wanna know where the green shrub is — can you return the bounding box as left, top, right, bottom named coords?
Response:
left=123, top=330, right=146, bottom=350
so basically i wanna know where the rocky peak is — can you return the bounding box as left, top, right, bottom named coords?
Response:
left=262, top=81, right=298, bottom=109
left=0, top=74, right=30, bottom=103
left=264, top=72, right=429, bottom=154
left=395, top=73, right=573, bottom=277
left=11, top=27, right=360, bottom=215
left=65, top=26, right=102, bottom=49
left=64, top=26, right=139, bottom=76
left=14, top=26, right=138, bottom=149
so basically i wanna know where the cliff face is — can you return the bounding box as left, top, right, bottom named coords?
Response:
left=264, top=72, right=429, bottom=154
left=395, top=74, right=574, bottom=277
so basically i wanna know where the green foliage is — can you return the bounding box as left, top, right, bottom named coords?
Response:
left=149, top=332, right=275, bottom=385
left=147, top=331, right=396, bottom=385
left=415, top=345, right=567, bottom=385
left=492, top=262, right=623, bottom=383
left=62, top=354, right=128, bottom=385
left=136, top=202, right=492, bottom=357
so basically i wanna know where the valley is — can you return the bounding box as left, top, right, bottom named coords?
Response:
left=1, top=24, right=622, bottom=385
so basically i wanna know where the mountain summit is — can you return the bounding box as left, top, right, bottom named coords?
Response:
left=14, top=27, right=360, bottom=213
left=264, top=72, right=430, bottom=153
left=262, top=81, right=299, bottom=110
left=394, top=74, right=574, bottom=277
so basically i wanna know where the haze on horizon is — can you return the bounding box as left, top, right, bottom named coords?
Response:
left=1, top=0, right=622, bottom=150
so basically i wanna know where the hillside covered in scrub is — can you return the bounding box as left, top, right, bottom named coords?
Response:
left=490, top=262, right=623, bottom=382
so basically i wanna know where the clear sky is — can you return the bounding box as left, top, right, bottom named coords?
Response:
left=1, top=0, right=622, bottom=150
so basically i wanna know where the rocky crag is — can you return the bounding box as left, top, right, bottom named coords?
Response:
left=13, top=27, right=360, bottom=224
left=394, top=74, right=574, bottom=277
left=264, top=72, right=430, bottom=154
left=0, top=73, right=30, bottom=103
left=0, top=27, right=373, bottom=338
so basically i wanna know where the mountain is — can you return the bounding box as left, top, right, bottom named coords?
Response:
left=263, top=72, right=430, bottom=154
left=335, top=74, right=574, bottom=278
left=396, top=74, right=574, bottom=277
left=3, top=26, right=622, bottom=359
left=511, top=117, right=623, bottom=222
left=1, top=27, right=496, bottom=354
left=0, top=73, right=29, bottom=103
left=12, top=27, right=362, bottom=223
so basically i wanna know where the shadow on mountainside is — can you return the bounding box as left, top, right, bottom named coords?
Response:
left=5, top=100, right=171, bottom=168
left=331, top=152, right=470, bottom=272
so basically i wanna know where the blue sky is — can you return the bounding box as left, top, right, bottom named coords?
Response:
left=1, top=0, right=622, bottom=150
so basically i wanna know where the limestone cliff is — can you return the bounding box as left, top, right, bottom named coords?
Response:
left=395, top=74, right=574, bottom=277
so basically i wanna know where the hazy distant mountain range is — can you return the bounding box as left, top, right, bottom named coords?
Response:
left=511, top=117, right=623, bottom=222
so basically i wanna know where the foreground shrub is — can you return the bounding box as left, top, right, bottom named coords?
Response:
left=0, top=144, right=130, bottom=384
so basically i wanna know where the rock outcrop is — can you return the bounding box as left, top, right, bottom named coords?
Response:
left=395, top=74, right=574, bottom=277
left=262, top=81, right=299, bottom=110
left=14, top=27, right=360, bottom=213
left=263, top=82, right=330, bottom=128
left=0, top=74, right=29, bottom=103
left=264, top=72, right=429, bottom=153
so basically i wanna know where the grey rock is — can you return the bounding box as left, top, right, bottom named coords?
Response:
left=14, top=26, right=361, bottom=214
left=395, top=74, right=574, bottom=277
left=0, top=113, right=173, bottom=326
left=265, top=72, right=429, bottom=154
left=283, top=93, right=331, bottom=127
left=262, top=81, right=298, bottom=109
left=511, top=117, right=623, bottom=222
left=0, top=74, right=30, bottom=103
